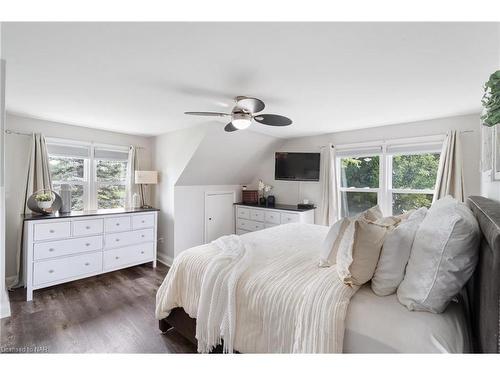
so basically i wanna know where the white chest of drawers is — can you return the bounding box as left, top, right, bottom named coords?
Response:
left=234, top=204, right=314, bottom=235
left=23, top=209, right=158, bottom=301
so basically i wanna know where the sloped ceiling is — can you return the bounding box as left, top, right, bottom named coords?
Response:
left=176, top=123, right=284, bottom=186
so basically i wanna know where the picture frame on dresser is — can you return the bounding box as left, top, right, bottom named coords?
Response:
left=23, top=208, right=159, bottom=301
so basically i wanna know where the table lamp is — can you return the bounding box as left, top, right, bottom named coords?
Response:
left=135, top=170, right=158, bottom=209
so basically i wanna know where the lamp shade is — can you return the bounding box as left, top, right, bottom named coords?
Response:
left=135, top=170, right=158, bottom=184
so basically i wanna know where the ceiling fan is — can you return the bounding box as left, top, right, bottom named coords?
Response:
left=184, top=96, right=292, bottom=132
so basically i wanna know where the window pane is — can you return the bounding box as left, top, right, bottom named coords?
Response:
left=392, top=193, right=433, bottom=215
left=53, top=183, right=84, bottom=211
left=97, top=184, right=126, bottom=209
left=341, top=191, right=378, bottom=218
left=96, top=160, right=127, bottom=182
left=340, top=156, right=379, bottom=188
left=392, top=153, right=440, bottom=190
left=49, top=156, right=85, bottom=182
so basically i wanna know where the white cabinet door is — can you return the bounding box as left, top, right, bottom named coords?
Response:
left=205, top=192, right=235, bottom=243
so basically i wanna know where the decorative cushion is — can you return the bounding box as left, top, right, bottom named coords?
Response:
left=336, top=215, right=390, bottom=286
left=319, top=218, right=350, bottom=267
left=397, top=196, right=480, bottom=313
left=371, top=207, right=427, bottom=296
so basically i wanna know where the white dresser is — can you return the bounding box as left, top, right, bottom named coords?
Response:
left=23, top=208, right=158, bottom=301
left=234, top=204, right=315, bottom=235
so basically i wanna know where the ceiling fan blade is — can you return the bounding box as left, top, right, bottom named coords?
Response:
left=224, top=123, right=239, bottom=132
left=253, top=114, right=292, bottom=126
left=235, top=96, right=265, bottom=113
left=184, top=111, right=230, bottom=117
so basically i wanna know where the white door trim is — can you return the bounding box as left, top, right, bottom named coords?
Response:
left=204, top=190, right=236, bottom=243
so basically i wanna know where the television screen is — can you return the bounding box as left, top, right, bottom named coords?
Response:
left=275, top=152, right=320, bottom=181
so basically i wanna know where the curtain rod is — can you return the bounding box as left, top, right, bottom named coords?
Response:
left=4, top=129, right=145, bottom=149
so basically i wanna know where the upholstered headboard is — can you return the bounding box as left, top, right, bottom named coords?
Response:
left=466, top=196, right=500, bottom=353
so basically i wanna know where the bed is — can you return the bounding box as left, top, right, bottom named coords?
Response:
left=156, top=196, right=500, bottom=353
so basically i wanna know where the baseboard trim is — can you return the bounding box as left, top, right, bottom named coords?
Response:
left=157, top=252, right=173, bottom=267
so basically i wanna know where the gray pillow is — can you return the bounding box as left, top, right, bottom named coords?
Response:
left=397, top=196, right=480, bottom=313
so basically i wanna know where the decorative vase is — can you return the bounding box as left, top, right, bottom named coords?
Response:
left=60, top=184, right=72, bottom=213
left=133, top=193, right=141, bottom=209
left=259, top=196, right=266, bottom=206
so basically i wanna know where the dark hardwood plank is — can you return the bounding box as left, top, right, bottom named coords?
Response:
left=0, top=263, right=197, bottom=353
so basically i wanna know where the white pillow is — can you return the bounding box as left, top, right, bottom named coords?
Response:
left=319, top=218, right=350, bottom=267
left=336, top=217, right=389, bottom=286
left=397, top=196, right=480, bottom=313
left=371, top=207, right=427, bottom=296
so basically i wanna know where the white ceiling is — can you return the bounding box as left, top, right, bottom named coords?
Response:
left=3, top=22, right=499, bottom=138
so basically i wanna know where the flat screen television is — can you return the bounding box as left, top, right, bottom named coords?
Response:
left=275, top=152, right=320, bottom=181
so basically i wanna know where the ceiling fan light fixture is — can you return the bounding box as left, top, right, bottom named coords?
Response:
left=231, top=113, right=252, bottom=129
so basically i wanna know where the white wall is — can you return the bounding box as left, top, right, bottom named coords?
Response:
left=153, top=125, right=208, bottom=264
left=250, top=114, right=481, bottom=223
left=4, top=113, right=153, bottom=280
left=174, top=185, right=242, bottom=257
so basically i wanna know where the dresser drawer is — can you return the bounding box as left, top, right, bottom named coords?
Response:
left=105, top=228, right=154, bottom=249
left=103, top=243, right=154, bottom=271
left=33, top=251, right=102, bottom=286
left=34, top=221, right=71, bottom=241
left=132, top=213, right=155, bottom=229
left=73, top=219, right=103, bottom=236
left=236, top=207, right=250, bottom=220
left=236, top=229, right=251, bottom=235
left=104, top=216, right=131, bottom=232
left=249, top=209, right=265, bottom=222
left=34, top=235, right=103, bottom=260
left=281, top=212, right=300, bottom=224
left=237, top=218, right=264, bottom=232
left=264, top=211, right=280, bottom=224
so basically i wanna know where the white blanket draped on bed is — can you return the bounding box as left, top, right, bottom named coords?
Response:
left=155, top=223, right=359, bottom=353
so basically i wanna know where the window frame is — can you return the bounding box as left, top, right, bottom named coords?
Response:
left=335, top=136, right=443, bottom=219
left=47, top=138, right=129, bottom=211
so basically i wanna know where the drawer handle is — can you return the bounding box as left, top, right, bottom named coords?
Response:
left=141, top=220, right=145, bottom=223
left=141, top=234, right=145, bottom=238
left=48, top=269, right=54, bottom=274
left=140, top=251, right=145, bottom=254
left=85, top=226, right=91, bottom=230
left=85, top=243, right=91, bottom=247
left=49, top=248, right=55, bottom=252
left=116, top=223, right=120, bottom=226
left=49, top=229, right=55, bottom=233
left=115, top=238, right=120, bottom=242
left=115, top=256, right=120, bottom=260
left=84, top=262, right=90, bottom=266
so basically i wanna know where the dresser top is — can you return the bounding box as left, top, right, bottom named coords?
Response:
left=23, top=207, right=159, bottom=221
left=234, top=202, right=315, bottom=212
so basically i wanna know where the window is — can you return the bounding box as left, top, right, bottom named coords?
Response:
left=48, top=140, right=129, bottom=211
left=336, top=140, right=442, bottom=218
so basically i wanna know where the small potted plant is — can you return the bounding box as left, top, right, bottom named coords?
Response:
left=34, top=192, right=54, bottom=210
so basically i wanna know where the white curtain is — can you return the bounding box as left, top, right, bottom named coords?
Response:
left=9, top=133, right=52, bottom=288
left=125, top=146, right=139, bottom=208
left=433, top=130, right=465, bottom=202
left=319, top=144, right=338, bottom=226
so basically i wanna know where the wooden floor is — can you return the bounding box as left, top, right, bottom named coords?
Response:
left=0, top=263, right=197, bottom=353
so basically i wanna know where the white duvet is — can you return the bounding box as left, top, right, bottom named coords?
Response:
left=155, top=223, right=358, bottom=353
